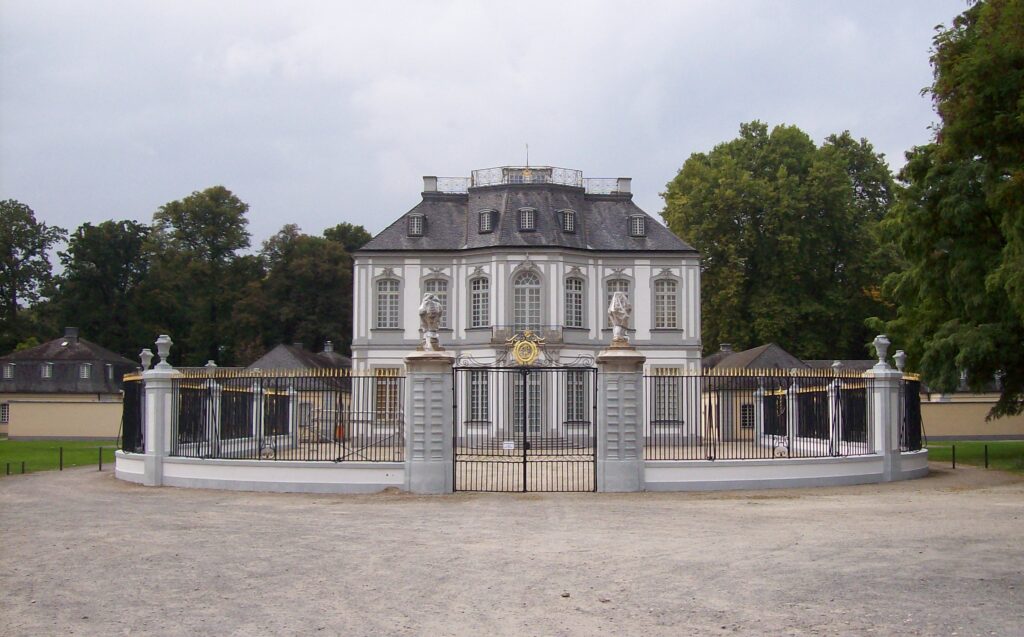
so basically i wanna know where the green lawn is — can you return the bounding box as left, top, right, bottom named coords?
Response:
left=927, top=440, right=1024, bottom=474
left=0, top=439, right=118, bottom=476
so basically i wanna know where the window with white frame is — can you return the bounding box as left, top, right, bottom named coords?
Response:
left=518, top=208, right=536, bottom=231
left=566, top=371, right=587, bottom=422
left=470, top=277, right=490, bottom=328
left=41, top=363, right=53, bottom=379
left=3, top=364, right=13, bottom=380
left=479, top=210, right=494, bottom=233
left=407, top=214, right=424, bottom=236
left=561, top=210, right=576, bottom=233
left=513, top=271, right=542, bottom=330
left=564, top=277, right=584, bottom=328
left=654, top=279, right=678, bottom=328
left=629, top=215, right=646, bottom=237
left=1, top=403, right=8, bottom=424
left=79, top=363, right=92, bottom=379
left=652, top=367, right=681, bottom=425
left=106, top=364, right=114, bottom=380
left=374, top=369, right=401, bottom=423
left=424, top=278, right=449, bottom=328
left=606, top=279, right=630, bottom=326
left=375, top=279, right=400, bottom=328
left=741, top=403, right=755, bottom=429
left=468, top=370, right=489, bottom=422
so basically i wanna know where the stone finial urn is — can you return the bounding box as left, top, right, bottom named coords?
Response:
left=155, top=335, right=174, bottom=370
left=872, top=334, right=891, bottom=368
left=139, top=348, right=154, bottom=370
left=893, top=350, right=907, bottom=373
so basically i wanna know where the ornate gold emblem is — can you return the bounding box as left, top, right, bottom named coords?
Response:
left=508, top=329, right=544, bottom=366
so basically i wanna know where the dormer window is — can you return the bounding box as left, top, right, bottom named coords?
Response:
left=519, top=208, right=536, bottom=231
left=479, top=209, right=495, bottom=233
left=408, top=214, right=425, bottom=237
left=2, top=363, right=13, bottom=380
left=561, top=210, right=576, bottom=233
left=80, top=363, right=92, bottom=380
left=41, top=363, right=53, bottom=379
left=629, top=215, right=646, bottom=237
left=106, top=364, right=114, bottom=380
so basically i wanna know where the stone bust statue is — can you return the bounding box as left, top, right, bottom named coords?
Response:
left=608, top=291, right=632, bottom=344
left=418, top=293, right=443, bottom=351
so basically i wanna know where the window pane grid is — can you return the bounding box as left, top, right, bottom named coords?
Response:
left=513, top=272, right=541, bottom=329
left=655, top=279, right=678, bottom=328
left=376, top=279, right=400, bottom=328
left=470, top=277, right=490, bottom=328
left=606, top=279, right=630, bottom=327
left=565, top=277, right=583, bottom=328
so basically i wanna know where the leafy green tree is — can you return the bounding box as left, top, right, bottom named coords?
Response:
left=879, top=0, right=1024, bottom=417
left=149, top=186, right=254, bottom=365
left=51, top=220, right=152, bottom=358
left=661, top=122, right=895, bottom=359
left=233, top=224, right=356, bottom=360
left=0, top=199, right=66, bottom=352
left=324, top=222, right=372, bottom=254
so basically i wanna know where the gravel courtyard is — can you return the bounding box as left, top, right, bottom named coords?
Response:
left=1, top=465, right=1021, bottom=636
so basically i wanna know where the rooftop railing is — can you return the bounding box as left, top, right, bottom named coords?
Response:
left=425, top=167, right=630, bottom=195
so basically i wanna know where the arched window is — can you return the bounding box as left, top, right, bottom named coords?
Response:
left=654, top=279, right=678, bottom=328
left=375, top=279, right=400, bottom=328
left=470, top=277, right=490, bottom=328
left=513, top=271, right=542, bottom=330
left=564, top=277, right=584, bottom=328
left=424, top=279, right=449, bottom=328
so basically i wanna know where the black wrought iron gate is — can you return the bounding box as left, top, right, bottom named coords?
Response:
left=452, top=366, right=597, bottom=492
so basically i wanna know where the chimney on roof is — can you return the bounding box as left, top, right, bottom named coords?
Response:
left=323, top=341, right=334, bottom=354
left=423, top=176, right=438, bottom=193
left=720, top=343, right=732, bottom=353
left=616, top=177, right=632, bottom=194
left=64, top=327, right=80, bottom=343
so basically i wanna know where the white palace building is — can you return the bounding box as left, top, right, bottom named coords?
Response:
left=350, top=165, right=702, bottom=373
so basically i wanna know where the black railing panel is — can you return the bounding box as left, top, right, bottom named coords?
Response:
left=119, top=375, right=144, bottom=453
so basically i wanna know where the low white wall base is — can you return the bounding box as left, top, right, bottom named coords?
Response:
left=645, top=451, right=929, bottom=492
left=115, top=452, right=404, bottom=494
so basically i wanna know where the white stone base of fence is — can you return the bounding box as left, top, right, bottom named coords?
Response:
left=644, top=449, right=928, bottom=491
left=115, top=451, right=404, bottom=494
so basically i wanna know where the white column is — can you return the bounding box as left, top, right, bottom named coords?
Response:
left=864, top=336, right=902, bottom=481
left=141, top=335, right=179, bottom=487
left=753, top=387, right=766, bottom=440
left=404, top=351, right=455, bottom=494
left=596, top=347, right=646, bottom=492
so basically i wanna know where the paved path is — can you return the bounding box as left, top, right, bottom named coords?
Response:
left=1, top=465, right=1021, bottom=636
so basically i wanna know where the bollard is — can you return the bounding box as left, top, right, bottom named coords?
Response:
left=984, top=444, right=989, bottom=469
left=952, top=444, right=956, bottom=469
left=98, top=447, right=103, bottom=472
left=59, top=447, right=63, bottom=471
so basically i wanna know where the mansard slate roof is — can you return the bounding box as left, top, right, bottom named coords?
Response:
left=358, top=173, right=696, bottom=254
left=247, top=344, right=351, bottom=370
left=0, top=328, right=136, bottom=394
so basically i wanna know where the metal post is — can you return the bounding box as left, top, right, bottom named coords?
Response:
left=521, top=368, right=528, bottom=493
left=59, top=447, right=63, bottom=471
left=984, top=444, right=989, bottom=469
left=952, top=445, right=956, bottom=469
left=98, top=447, right=103, bottom=471
left=21, top=461, right=25, bottom=474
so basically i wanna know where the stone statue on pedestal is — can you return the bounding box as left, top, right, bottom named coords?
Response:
left=608, top=291, right=632, bottom=346
left=418, top=294, right=443, bottom=351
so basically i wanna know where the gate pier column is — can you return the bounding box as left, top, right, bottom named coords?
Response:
left=596, top=347, right=646, bottom=492
left=404, top=351, right=455, bottom=494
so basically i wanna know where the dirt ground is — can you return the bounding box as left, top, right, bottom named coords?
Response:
left=1, top=465, right=1021, bottom=637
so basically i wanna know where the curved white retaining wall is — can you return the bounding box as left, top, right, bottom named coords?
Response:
left=116, top=452, right=404, bottom=494
left=645, top=450, right=928, bottom=491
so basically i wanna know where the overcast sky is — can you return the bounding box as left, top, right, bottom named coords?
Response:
left=0, top=1, right=967, bottom=249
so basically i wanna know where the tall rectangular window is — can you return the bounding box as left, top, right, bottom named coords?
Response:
left=0, top=403, right=8, bottom=424
left=470, top=278, right=489, bottom=328
left=408, top=214, right=424, bottom=236
left=376, top=279, right=400, bottom=328
left=479, top=210, right=493, bottom=233
left=741, top=404, right=755, bottom=429
left=3, top=364, right=13, bottom=380
left=424, top=279, right=449, bottom=328
left=374, top=370, right=401, bottom=425
left=562, top=210, right=576, bottom=233
left=654, top=279, right=678, bottom=328
left=566, top=371, right=587, bottom=422
left=513, top=271, right=542, bottom=330
left=630, top=215, right=646, bottom=237
left=41, top=363, right=53, bottom=379
left=513, top=373, right=542, bottom=435
left=652, top=368, right=681, bottom=425
left=469, top=370, right=489, bottom=422
left=80, top=364, right=92, bottom=379
left=564, top=277, right=584, bottom=328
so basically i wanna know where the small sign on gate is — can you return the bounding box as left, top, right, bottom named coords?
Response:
left=502, top=440, right=516, bottom=450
